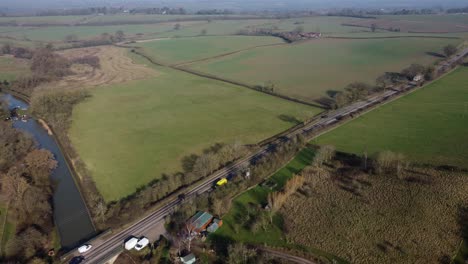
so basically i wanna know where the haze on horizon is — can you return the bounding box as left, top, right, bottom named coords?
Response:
left=1, top=0, right=467, bottom=11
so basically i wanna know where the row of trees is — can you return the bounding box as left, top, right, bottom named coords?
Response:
left=312, top=144, right=410, bottom=178
left=267, top=175, right=305, bottom=222
left=166, top=134, right=306, bottom=227
left=95, top=141, right=249, bottom=228
left=331, top=57, right=446, bottom=109
left=0, top=122, right=57, bottom=263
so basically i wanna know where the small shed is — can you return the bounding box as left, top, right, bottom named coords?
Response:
left=180, top=253, right=196, bottom=264
left=207, top=219, right=223, bottom=233
left=188, top=211, right=213, bottom=233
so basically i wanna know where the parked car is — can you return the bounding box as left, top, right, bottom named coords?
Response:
left=69, top=256, right=85, bottom=264
left=78, top=244, right=92, bottom=253
left=124, top=237, right=139, bottom=250
left=135, top=237, right=150, bottom=251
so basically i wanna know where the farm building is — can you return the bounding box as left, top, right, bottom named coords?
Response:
left=188, top=211, right=213, bottom=233
left=207, top=219, right=223, bottom=233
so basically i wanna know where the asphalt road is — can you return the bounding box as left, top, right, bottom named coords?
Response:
left=76, top=47, right=468, bottom=264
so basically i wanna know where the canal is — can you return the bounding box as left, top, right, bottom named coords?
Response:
left=1, top=93, right=96, bottom=250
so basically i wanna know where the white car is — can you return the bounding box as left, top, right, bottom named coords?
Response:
left=135, top=237, right=150, bottom=251
left=124, top=237, right=139, bottom=250
left=77, top=244, right=92, bottom=253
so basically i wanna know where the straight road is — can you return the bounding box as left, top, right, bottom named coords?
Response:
left=77, top=47, right=468, bottom=264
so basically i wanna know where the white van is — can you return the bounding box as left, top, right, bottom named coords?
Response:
left=124, top=237, right=139, bottom=250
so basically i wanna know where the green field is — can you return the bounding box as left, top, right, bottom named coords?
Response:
left=316, top=66, right=468, bottom=168
left=190, top=37, right=460, bottom=103
left=342, top=14, right=468, bottom=34
left=69, top=59, right=320, bottom=201
left=0, top=202, right=15, bottom=256
left=0, top=22, right=204, bottom=42
left=136, top=35, right=284, bottom=64
left=0, top=56, right=30, bottom=81
left=0, top=15, right=89, bottom=25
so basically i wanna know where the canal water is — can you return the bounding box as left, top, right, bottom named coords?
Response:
left=1, top=93, right=96, bottom=250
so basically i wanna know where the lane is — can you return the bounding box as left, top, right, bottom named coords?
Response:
left=77, top=47, right=468, bottom=264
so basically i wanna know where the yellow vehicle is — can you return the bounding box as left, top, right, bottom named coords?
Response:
left=216, top=178, right=228, bottom=186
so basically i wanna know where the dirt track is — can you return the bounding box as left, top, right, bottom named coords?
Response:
left=46, top=46, right=158, bottom=90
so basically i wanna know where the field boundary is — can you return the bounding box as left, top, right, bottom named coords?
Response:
left=327, top=35, right=461, bottom=40
left=311, top=66, right=461, bottom=141
left=124, top=45, right=326, bottom=109
left=172, top=41, right=287, bottom=67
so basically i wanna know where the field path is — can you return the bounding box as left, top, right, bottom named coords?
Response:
left=258, top=247, right=318, bottom=264
left=172, top=41, right=287, bottom=67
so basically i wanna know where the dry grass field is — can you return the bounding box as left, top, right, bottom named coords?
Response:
left=39, top=46, right=158, bottom=90
left=281, top=166, right=468, bottom=263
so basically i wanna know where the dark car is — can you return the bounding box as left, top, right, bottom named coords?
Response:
left=69, top=256, right=85, bottom=264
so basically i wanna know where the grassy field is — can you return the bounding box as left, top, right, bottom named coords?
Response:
left=190, top=37, right=460, bottom=103
left=0, top=56, right=30, bottom=81
left=69, top=55, right=320, bottom=201
left=281, top=166, right=468, bottom=263
left=211, top=147, right=349, bottom=263
left=0, top=15, right=89, bottom=25
left=0, top=202, right=15, bottom=257
left=316, top=66, right=468, bottom=168
left=1, top=22, right=203, bottom=42
left=155, top=19, right=274, bottom=38
left=136, top=35, right=284, bottom=64
left=346, top=14, right=468, bottom=33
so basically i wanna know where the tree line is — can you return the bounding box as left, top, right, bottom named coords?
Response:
left=330, top=44, right=458, bottom=109
left=92, top=141, right=250, bottom=228
left=0, top=121, right=57, bottom=263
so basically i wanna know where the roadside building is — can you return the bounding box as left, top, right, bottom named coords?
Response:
left=188, top=211, right=213, bottom=234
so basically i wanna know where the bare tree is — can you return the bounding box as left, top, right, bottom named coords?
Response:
left=174, top=23, right=181, bottom=30
left=443, top=44, right=457, bottom=57
left=24, top=149, right=57, bottom=186
left=227, top=243, right=257, bottom=264
left=115, top=30, right=125, bottom=42
left=313, top=145, right=336, bottom=167
left=375, top=151, right=409, bottom=177
left=371, top=23, right=377, bottom=32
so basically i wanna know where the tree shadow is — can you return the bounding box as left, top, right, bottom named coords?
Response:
left=326, top=90, right=340, bottom=98
left=313, top=96, right=335, bottom=109
left=426, top=51, right=445, bottom=58
left=458, top=206, right=468, bottom=240
left=277, top=114, right=301, bottom=125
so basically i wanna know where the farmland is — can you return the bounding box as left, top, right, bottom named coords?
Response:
left=281, top=166, right=468, bottom=263
left=69, top=53, right=319, bottom=201
left=345, top=14, right=468, bottom=33
left=190, top=37, right=460, bottom=103
left=316, top=66, right=468, bottom=168
left=135, top=35, right=284, bottom=64
left=0, top=56, right=30, bottom=81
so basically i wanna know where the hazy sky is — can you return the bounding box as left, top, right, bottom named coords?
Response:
left=1, top=0, right=466, bottom=10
